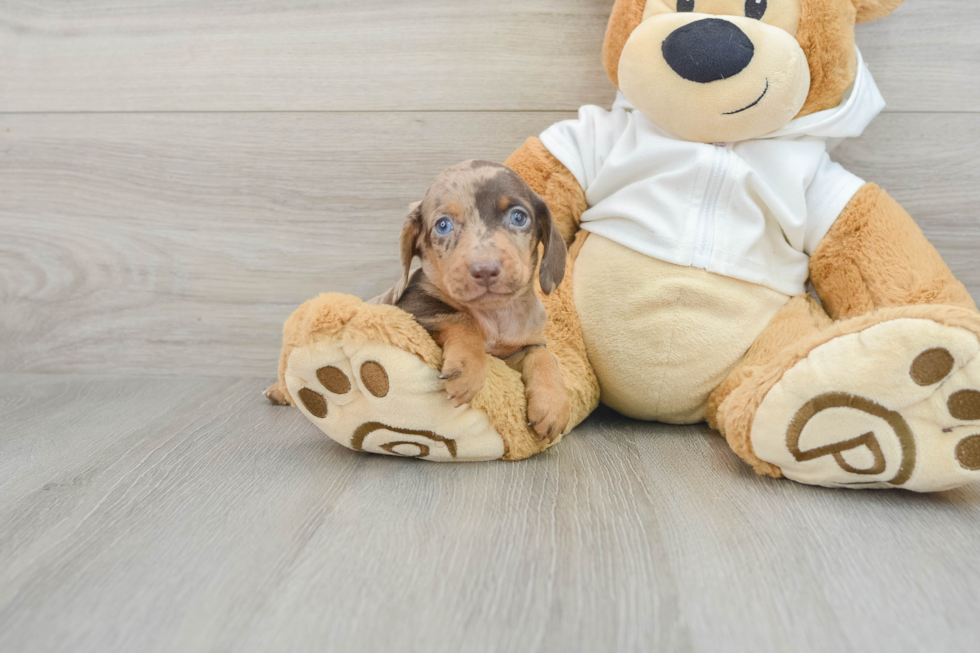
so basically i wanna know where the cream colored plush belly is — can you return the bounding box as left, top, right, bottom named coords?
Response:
left=573, top=234, right=790, bottom=424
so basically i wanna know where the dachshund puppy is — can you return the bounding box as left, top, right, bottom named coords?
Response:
left=372, top=160, right=570, bottom=441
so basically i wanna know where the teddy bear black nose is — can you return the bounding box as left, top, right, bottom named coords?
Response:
left=662, top=18, right=755, bottom=83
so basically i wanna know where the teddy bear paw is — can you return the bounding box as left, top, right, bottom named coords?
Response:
left=751, top=316, right=980, bottom=491
left=281, top=337, right=507, bottom=462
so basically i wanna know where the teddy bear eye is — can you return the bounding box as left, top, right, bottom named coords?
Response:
left=677, top=0, right=695, bottom=11
left=745, top=0, right=767, bottom=20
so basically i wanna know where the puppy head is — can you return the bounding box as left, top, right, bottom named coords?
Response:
left=398, top=161, right=566, bottom=310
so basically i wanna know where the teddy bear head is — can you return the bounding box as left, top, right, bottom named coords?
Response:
left=603, top=0, right=904, bottom=143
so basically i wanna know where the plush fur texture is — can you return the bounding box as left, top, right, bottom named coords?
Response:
left=575, top=234, right=791, bottom=423
left=712, top=179, right=977, bottom=477
left=619, top=11, right=812, bottom=142
left=513, top=0, right=975, bottom=486
left=713, top=304, right=980, bottom=478
left=277, top=293, right=443, bottom=408
left=852, top=0, right=905, bottom=23
left=796, top=0, right=858, bottom=116
left=602, top=0, right=648, bottom=90
left=707, top=294, right=834, bottom=476
left=810, top=183, right=978, bottom=320
left=601, top=0, right=864, bottom=119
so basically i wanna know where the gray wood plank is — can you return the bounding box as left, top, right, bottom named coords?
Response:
left=0, top=0, right=612, bottom=113
left=857, top=0, right=980, bottom=113
left=0, top=0, right=976, bottom=113
left=1, top=373, right=979, bottom=653
left=2, top=111, right=978, bottom=378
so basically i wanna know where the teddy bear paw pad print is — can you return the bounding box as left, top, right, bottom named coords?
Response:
left=750, top=318, right=980, bottom=492
left=283, top=338, right=506, bottom=462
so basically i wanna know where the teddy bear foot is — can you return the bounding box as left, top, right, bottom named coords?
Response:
left=276, top=294, right=571, bottom=462
left=283, top=336, right=508, bottom=462
left=749, top=311, right=980, bottom=491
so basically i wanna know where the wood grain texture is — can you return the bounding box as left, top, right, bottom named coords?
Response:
left=1, top=0, right=977, bottom=113
left=1, top=374, right=979, bottom=653
left=1, top=111, right=978, bottom=377
left=0, top=0, right=612, bottom=113
left=2, top=1, right=979, bottom=651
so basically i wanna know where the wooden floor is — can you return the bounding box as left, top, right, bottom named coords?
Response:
left=2, top=2, right=979, bottom=651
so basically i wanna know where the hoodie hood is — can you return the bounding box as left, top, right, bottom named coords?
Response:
left=612, top=48, right=885, bottom=144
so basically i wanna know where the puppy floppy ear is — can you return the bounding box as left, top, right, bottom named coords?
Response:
left=533, top=194, right=567, bottom=295
left=376, top=201, right=423, bottom=305
left=852, top=0, right=905, bottom=23
left=400, top=201, right=424, bottom=274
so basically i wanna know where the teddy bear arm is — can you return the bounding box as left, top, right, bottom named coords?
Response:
left=505, top=137, right=587, bottom=245
left=809, top=182, right=977, bottom=321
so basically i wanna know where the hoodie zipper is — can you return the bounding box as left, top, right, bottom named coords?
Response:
left=691, top=143, right=731, bottom=270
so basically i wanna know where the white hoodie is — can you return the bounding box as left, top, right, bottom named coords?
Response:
left=539, top=49, right=886, bottom=297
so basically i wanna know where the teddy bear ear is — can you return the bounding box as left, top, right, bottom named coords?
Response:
left=602, top=0, right=647, bottom=88
left=851, top=0, right=905, bottom=23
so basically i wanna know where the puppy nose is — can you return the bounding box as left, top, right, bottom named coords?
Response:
left=662, top=18, right=755, bottom=83
left=469, top=260, right=502, bottom=286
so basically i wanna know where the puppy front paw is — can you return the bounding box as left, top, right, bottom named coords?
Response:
left=440, top=354, right=488, bottom=407
left=527, top=389, right=570, bottom=443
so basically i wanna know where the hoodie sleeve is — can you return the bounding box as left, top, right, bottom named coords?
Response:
left=539, top=105, right=631, bottom=194
left=804, top=152, right=867, bottom=255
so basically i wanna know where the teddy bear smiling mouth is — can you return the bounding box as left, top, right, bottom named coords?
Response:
left=722, top=79, right=770, bottom=116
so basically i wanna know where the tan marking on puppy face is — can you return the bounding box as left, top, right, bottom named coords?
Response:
left=443, top=201, right=464, bottom=219
left=410, top=161, right=562, bottom=309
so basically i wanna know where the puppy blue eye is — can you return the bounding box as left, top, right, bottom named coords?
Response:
left=677, top=0, right=695, bottom=11
left=510, top=210, right=529, bottom=228
left=435, top=218, right=453, bottom=235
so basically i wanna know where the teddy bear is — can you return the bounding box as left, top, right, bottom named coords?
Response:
left=272, top=0, right=980, bottom=492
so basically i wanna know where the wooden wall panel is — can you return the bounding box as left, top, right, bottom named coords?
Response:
left=1, top=1, right=975, bottom=113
